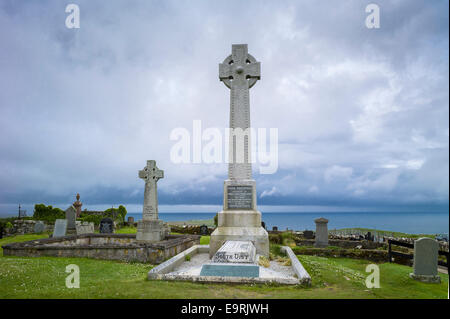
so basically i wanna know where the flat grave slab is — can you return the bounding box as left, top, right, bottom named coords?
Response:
left=200, top=263, right=260, bottom=278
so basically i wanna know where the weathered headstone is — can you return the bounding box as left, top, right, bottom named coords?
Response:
left=212, top=241, right=257, bottom=263
left=409, top=238, right=441, bottom=283
left=136, top=160, right=166, bottom=242
left=127, top=216, right=135, bottom=225
left=199, top=224, right=209, bottom=236
left=65, top=205, right=77, bottom=235
left=76, top=221, right=94, bottom=234
left=99, top=218, right=114, bottom=234
left=314, top=217, right=329, bottom=248
left=272, top=226, right=278, bottom=232
left=53, top=219, right=68, bottom=237
left=34, top=221, right=45, bottom=233
left=303, top=230, right=314, bottom=239
left=210, top=44, right=269, bottom=258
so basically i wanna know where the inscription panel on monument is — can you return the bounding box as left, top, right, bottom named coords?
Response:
left=227, top=186, right=253, bottom=209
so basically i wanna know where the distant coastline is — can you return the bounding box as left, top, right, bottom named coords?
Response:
left=127, top=211, right=449, bottom=235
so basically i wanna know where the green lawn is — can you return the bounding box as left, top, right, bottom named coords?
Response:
left=0, top=234, right=447, bottom=299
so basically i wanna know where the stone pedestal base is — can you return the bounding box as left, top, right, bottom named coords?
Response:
left=209, top=210, right=269, bottom=257
left=409, top=273, right=441, bottom=283
left=136, top=220, right=166, bottom=242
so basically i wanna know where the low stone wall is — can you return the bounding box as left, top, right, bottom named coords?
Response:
left=2, top=233, right=201, bottom=264
left=10, top=220, right=50, bottom=235
left=295, top=239, right=387, bottom=250
left=293, top=246, right=388, bottom=263
left=169, top=224, right=214, bottom=235
left=292, top=246, right=412, bottom=266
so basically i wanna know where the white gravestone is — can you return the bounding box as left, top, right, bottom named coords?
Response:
left=314, top=217, right=329, bottom=248
left=209, top=44, right=269, bottom=258
left=212, top=240, right=257, bottom=263
left=409, top=237, right=441, bottom=283
left=53, top=219, right=68, bottom=238
left=136, top=160, right=167, bottom=242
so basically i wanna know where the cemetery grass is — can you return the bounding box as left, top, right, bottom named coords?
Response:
left=0, top=234, right=447, bottom=299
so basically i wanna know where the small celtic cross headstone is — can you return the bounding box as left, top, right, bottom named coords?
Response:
left=139, top=160, right=164, bottom=221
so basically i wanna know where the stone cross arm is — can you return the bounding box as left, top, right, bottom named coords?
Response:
left=219, top=44, right=261, bottom=89
left=139, top=160, right=164, bottom=182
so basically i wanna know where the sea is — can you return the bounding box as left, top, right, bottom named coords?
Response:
left=127, top=211, right=449, bottom=235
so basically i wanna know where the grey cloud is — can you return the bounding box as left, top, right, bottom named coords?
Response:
left=0, top=0, right=448, bottom=215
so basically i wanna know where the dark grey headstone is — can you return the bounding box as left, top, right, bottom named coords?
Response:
left=303, top=230, right=314, bottom=239
left=99, top=218, right=114, bottom=234
left=53, top=219, right=68, bottom=237
left=199, top=224, right=209, bottom=235
left=227, top=185, right=253, bottom=209
left=65, top=206, right=77, bottom=230
left=261, top=221, right=266, bottom=229
left=272, top=226, right=278, bottom=231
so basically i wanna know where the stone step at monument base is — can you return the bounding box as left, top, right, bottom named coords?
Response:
left=409, top=273, right=441, bottom=283
left=136, top=219, right=167, bottom=242
left=212, top=240, right=257, bottom=263
left=217, top=210, right=262, bottom=227
left=209, top=226, right=269, bottom=258
left=200, top=263, right=260, bottom=278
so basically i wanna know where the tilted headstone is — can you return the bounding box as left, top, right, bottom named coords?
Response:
left=314, top=217, right=329, bottom=248
left=212, top=240, right=257, bottom=264
left=34, top=221, right=45, bottom=233
left=409, top=237, right=441, bottom=283
left=53, top=219, right=68, bottom=237
left=99, top=218, right=114, bottom=234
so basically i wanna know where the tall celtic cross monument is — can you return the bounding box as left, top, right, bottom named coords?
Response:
left=209, top=44, right=269, bottom=257
left=136, top=160, right=167, bottom=242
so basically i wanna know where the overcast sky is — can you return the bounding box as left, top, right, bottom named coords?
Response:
left=0, top=0, right=448, bottom=215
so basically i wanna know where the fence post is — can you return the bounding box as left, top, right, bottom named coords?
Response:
left=388, top=240, right=391, bottom=263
